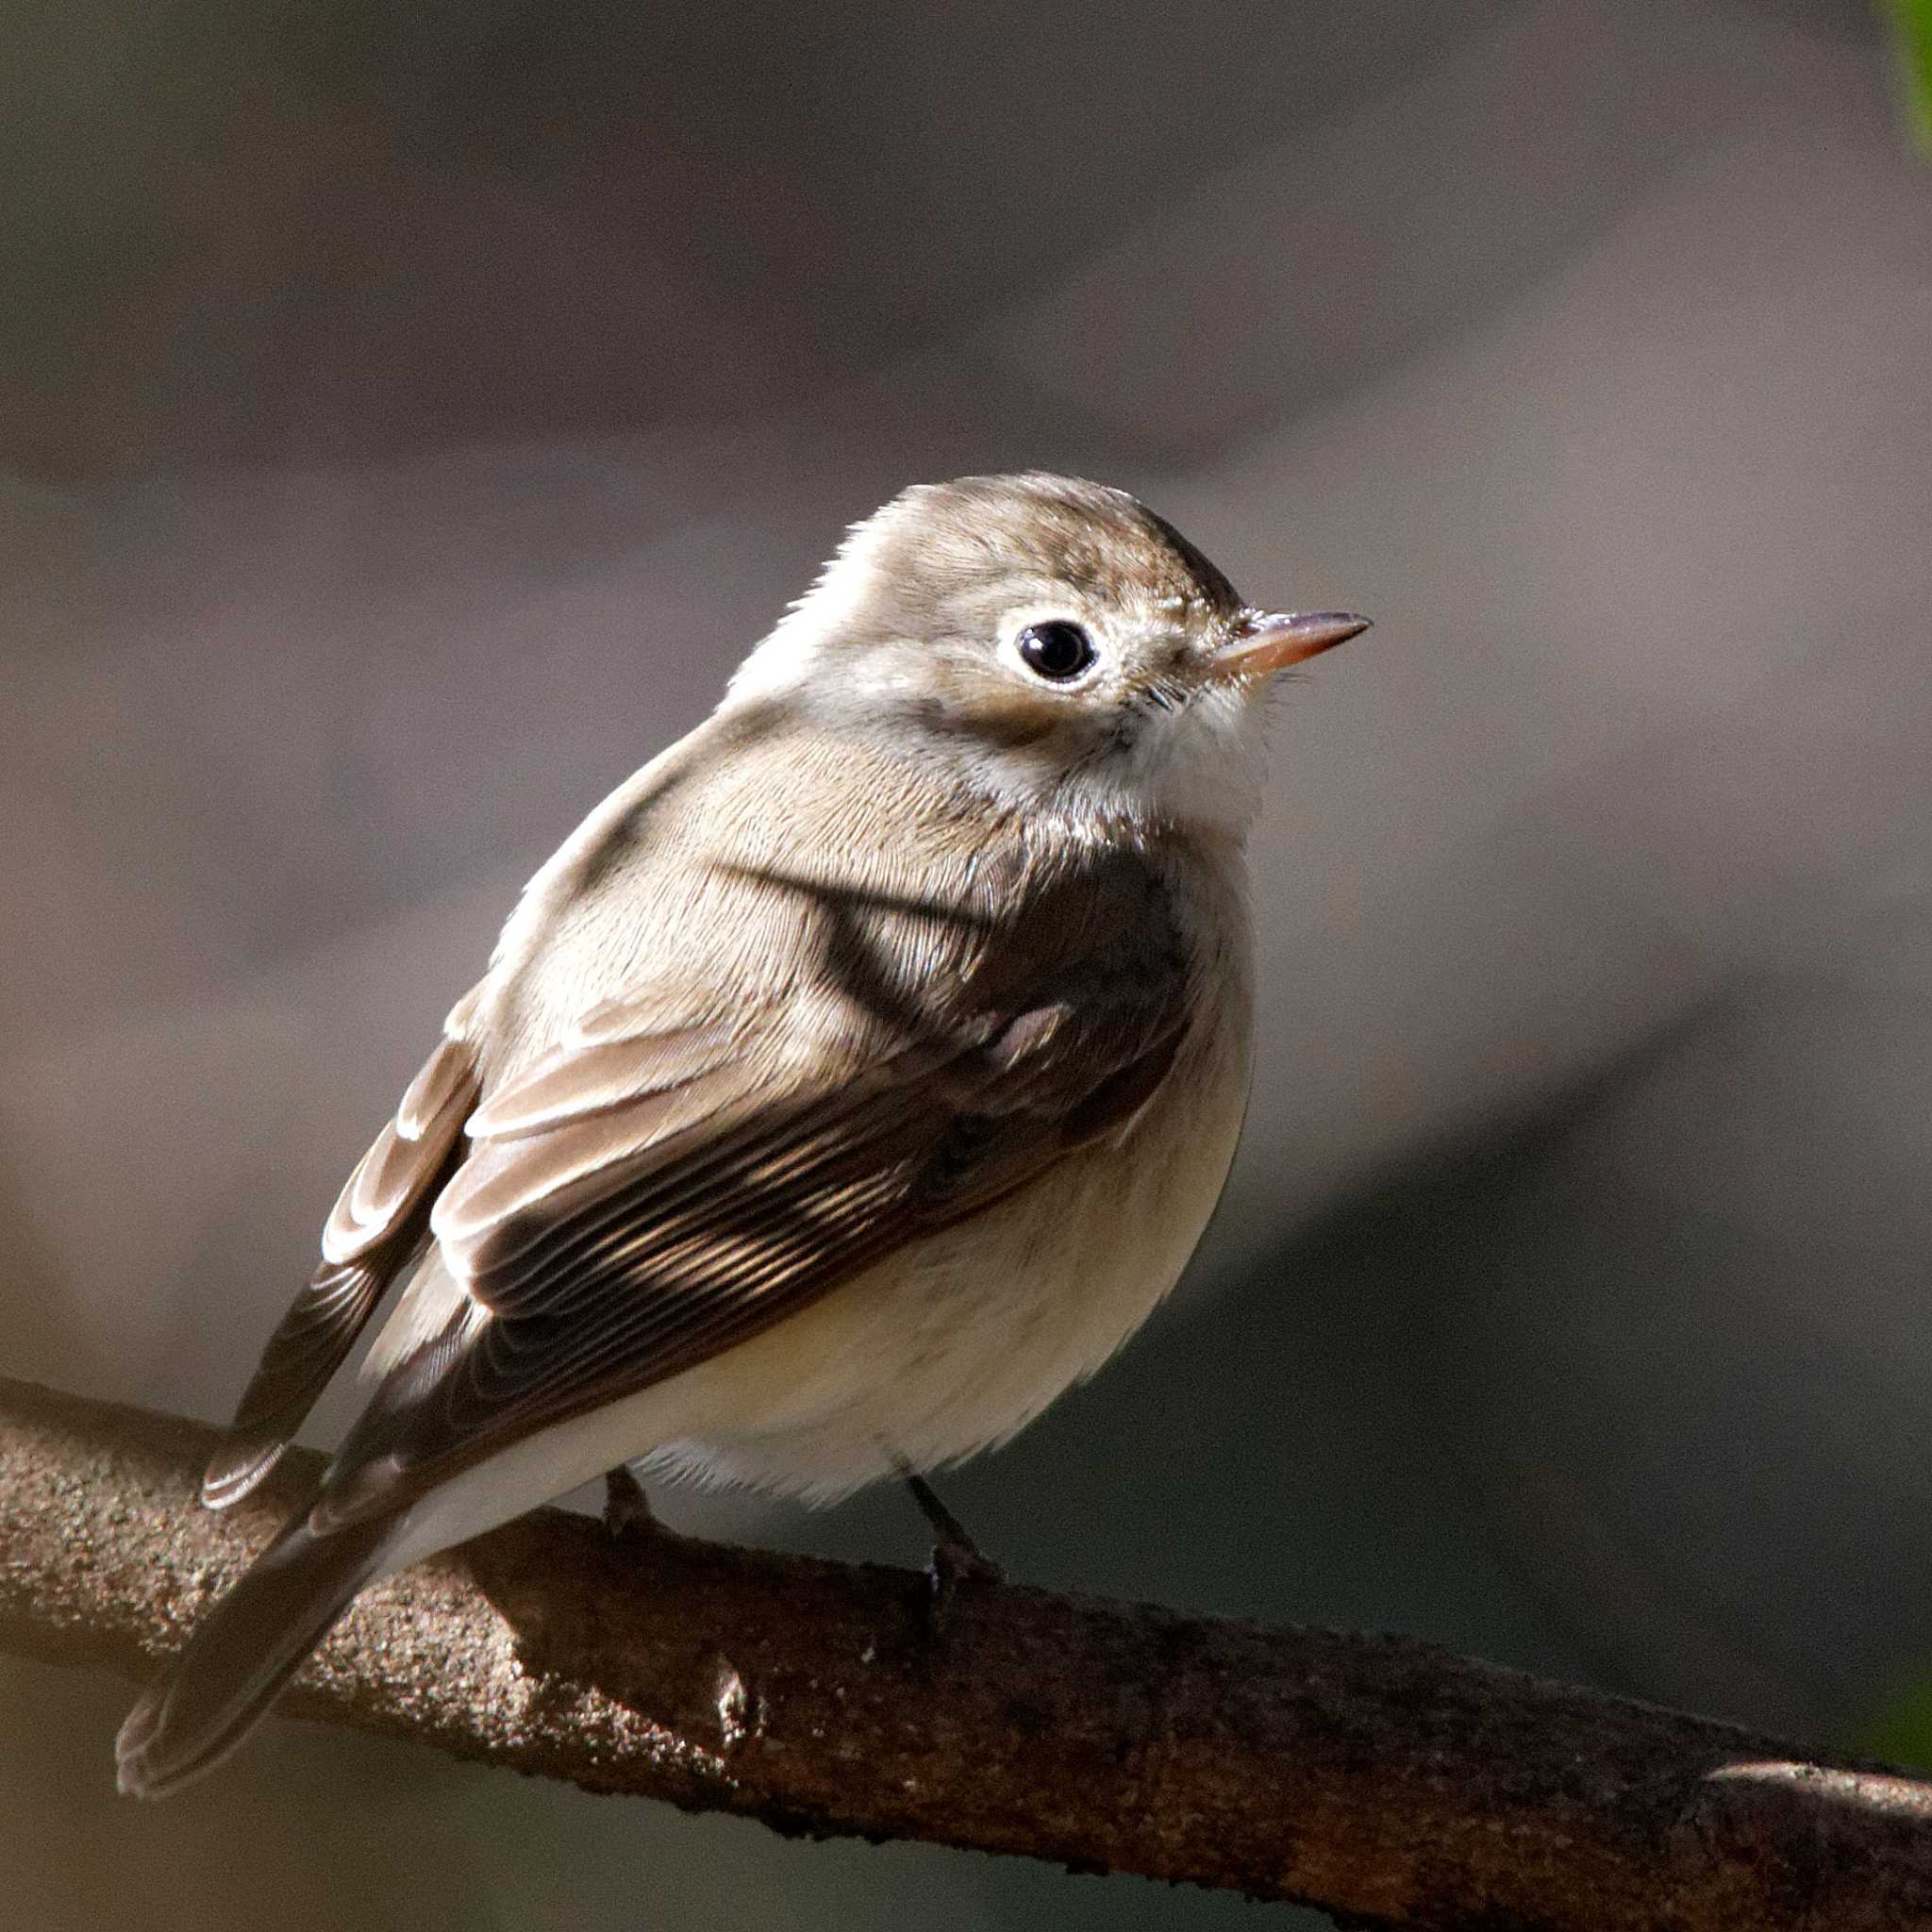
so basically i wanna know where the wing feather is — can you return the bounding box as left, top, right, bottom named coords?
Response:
left=304, top=844, right=1195, bottom=1530
left=201, top=1020, right=482, bottom=1508
left=464, top=1019, right=743, bottom=1141
left=323, top=1034, right=476, bottom=1263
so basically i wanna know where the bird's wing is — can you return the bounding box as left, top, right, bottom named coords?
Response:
left=309, top=866, right=1191, bottom=1529
left=202, top=1000, right=483, bottom=1507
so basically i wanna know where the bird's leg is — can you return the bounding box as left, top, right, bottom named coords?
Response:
left=603, top=1464, right=674, bottom=1542
left=900, top=1466, right=1004, bottom=1609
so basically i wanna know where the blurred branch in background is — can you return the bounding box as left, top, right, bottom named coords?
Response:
left=4, top=1375, right=1931, bottom=1931
left=1885, top=0, right=1932, bottom=149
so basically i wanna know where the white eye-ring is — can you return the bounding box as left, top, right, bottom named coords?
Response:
left=1012, top=619, right=1097, bottom=683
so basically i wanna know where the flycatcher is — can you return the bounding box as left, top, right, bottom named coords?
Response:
left=116, top=472, right=1368, bottom=1797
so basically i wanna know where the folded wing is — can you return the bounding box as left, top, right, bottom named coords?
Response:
left=309, top=893, right=1191, bottom=1530
left=201, top=1015, right=481, bottom=1507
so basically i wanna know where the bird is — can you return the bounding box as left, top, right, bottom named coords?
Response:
left=115, top=471, right=1368, bottom=1798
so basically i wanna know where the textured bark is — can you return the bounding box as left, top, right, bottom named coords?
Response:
left=2, top=1374, right=1929, bottom=1926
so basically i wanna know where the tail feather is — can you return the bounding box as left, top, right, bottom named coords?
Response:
left=116, top=1512, right=391, bottom=1800
left=199, top=1430, right=290, bottom=1512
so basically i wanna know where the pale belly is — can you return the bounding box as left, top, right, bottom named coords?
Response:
left=383, top=1009, right=1249, bottom=1572
left=653, top=1010, right=1251, bottom=1499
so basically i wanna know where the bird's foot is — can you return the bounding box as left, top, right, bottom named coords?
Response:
left=602, top=1465, right=687, bottom=1545
left=903, top=1471, right=1004, bottom=1620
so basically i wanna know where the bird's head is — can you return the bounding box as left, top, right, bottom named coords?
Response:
left=728, top=473, right=1368, bottom=836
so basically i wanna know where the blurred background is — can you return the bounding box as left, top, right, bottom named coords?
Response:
left=3, top=1, right=1929, bottom=1925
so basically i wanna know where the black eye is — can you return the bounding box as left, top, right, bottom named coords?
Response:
left=1016, top=620, right=1096, bottom=682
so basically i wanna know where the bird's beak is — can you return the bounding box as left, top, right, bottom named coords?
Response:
left=1206, top=609, right=1372, bottom=685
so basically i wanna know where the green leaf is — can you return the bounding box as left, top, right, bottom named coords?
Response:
left=1857, top=1668, right=1932, bottom=1772
left=1884, top=0, right=1932, bottom=156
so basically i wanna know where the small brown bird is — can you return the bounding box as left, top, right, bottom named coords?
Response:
left=116, top=472, right=1367, bottom=1797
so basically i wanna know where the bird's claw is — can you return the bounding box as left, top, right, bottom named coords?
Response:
left=902, top=1469, right=1004, bottom=1623
left=603, top=1464, right=667, bottom=1542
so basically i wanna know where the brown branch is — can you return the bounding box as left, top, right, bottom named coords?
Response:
left=2, top=1374, right=1929, bottom=1928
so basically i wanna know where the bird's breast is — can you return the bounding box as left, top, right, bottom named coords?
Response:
left=643, top=968, right=1254, bottom=1502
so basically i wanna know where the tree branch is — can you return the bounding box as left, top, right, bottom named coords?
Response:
left=2, top=1374, right=1928, bottom=1926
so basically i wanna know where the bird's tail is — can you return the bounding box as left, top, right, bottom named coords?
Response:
left=115, top=1508, right=392, bottom=1800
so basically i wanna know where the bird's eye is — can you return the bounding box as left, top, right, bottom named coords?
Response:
left=1016, top=621, right=1096, bottom=682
